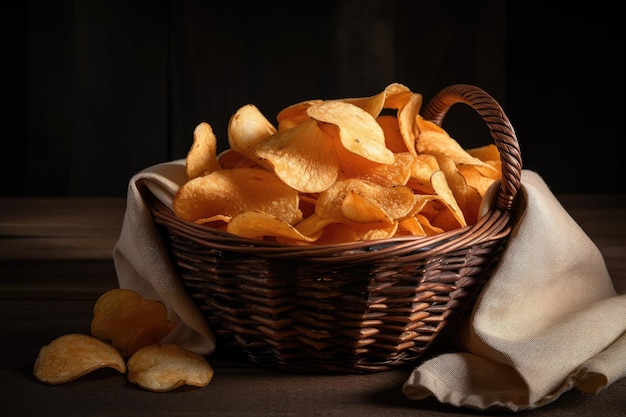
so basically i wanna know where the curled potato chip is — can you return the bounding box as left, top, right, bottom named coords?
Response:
left=430, top=170, right=467, bottom=229
left=338, top=150, right=415, bottom=187
left=307, top=100, right=394, bottom=164
left=416, top=116, right=497, bottom=174
left=256, top=119, right=339, bottom=193
left=34, top=333, right=126, bottom=385
left=91, top=288, right=177, bottom=357
left=458, top=164, right=497, bottom=196
left=382, top=82, right=413, bottom=108
left=227, top=210, right=317, bottom=242
left=186, top=122, right=221, bottom=180
left=228, top=104, right=276, bottom=166
left=341, top=90, right=387, bottom=118
left=174, top=167, right=302, bottom=225
left=127, top=344, right=214, bottom=392
left=276, top=99, right=323, bottom=131
left=340, top=181, right=416, bottom=224
left=377, top=115, right=408, bottom=154
left=406, top=154, right=440, bottom=194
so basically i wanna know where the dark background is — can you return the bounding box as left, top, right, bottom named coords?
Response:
left=4, top=0, right=624, bottom=197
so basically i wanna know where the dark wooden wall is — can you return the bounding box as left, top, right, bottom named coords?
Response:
left=4, top=0, right=624, bottom=197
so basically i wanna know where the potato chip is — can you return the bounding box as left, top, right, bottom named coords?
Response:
left=91, top=288, right=177, bottom=357
left=256, top=119, right=339, bottom=193
left=467, top=143, right=500, bottom=162
left=217, top=148, right=259, bottom=169
left=276, top=99, right=323, bottom=131
left=307, top=100, right=394, bottom=164
left=311, top=223, right=359, bottom=245
left=406, top=154, right=440, bottom=194
left=336, top=148, right=414, bottom=187
left=350, top=220, right=398, bottom=240
left=457, top=164, right=497, bottom=196
left=34, top=333, right=126, bottom=385
left=186, top=122, right=221, bottom=180
left=377, top=115, right=408, bottom=153
left=295, top=213, right=335, bottom=238
left=340, top=181, right=416, bottom=224
left=431, top=152, right=469, bottom=210
left=341, top=90, right=387, bottom=118
left=396, top=93, right=422, bottom=155
left=430, top=170, right=467, bottom=229
left=381, top=82, right=413, bottom=108
left=398, top=216, right=426, bottom=236
left=228, top=104, right=276, bottom=166
left=416, top=116, right=497, bottom=174
left=416, top=213, right=445, bottom=236
left=227, top=210, right=317, bottom=242
left=462, top=185, right=483, bottom=226
left=466, top=144, right=502, bottom=178
left=127, top=344, right=214, bottom=392
left=173, top=167, right=302, bottom=225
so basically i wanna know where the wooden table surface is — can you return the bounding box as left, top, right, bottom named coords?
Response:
left=1, top=195, right=625, bottom=417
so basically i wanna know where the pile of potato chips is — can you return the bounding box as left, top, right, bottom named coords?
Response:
left=34, top=289, right=214, bottom=392
left=174, top=83, right=501, bottom=244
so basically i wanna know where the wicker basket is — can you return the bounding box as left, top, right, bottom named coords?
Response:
left=148, top=84, right=522, bottom=373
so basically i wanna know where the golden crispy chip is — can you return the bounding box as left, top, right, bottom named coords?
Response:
left=227, top=210, right=317, bottom=242
left=462, top=185, right=483, bottom=226
left=91, top=289, right=177, bottom=357
left=228, top=104, right=276, bottom=166
left=430, top=170, right=467, bottom=229
left=186, top=122, right=221, bottom=180
left=340, top=181, right=416, bottom=224
left=466, top=143, right=502, bottom=178
left=416, top=116, right=497, bottom=174
left=406, top=154, right=440, bottom=194
left=34, top=333, right=126, bottom=385
left=377, top=84, right=421, bottom=155
left=350, top=220, right=398, bottom=240
left=312, top=223, right=359, bottom=245
left=217, top=148, right=259, bottom=170
left=416, top=213, right=445, bottom=236
left=432, top=152, right=469, bottom=211
left=467, top=143, right=500, bottom=162
left=276, top=99, right=323, bottom=131
left=398, top=216, right=426, bottom=237
left=457, top=164, right=497, bottom=196
left=307, top=100, right=394, bottom=164
left=377, top=115, right=408, bottom=153
left=336, top=149, right=414, bottom=187
left=295, top=213, right=334, bottom=238
left=396, top=93, right=422, bottom=155
left=173, top=167, right=302, bottom=225
left=381, top=82, right=413, bottom=108
left=256, top=119, right=339, bottom=193
left=127, top=344, right=214, bottom=393
left=341, top=90, right=387, bottom=118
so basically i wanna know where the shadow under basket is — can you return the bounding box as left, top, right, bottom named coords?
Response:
left=148, top=84, right=523, bottom=373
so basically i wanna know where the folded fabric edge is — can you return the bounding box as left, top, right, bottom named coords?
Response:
left=112, top=161, right=217, bottom=356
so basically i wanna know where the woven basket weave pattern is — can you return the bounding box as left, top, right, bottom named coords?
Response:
left=149, top=84, right=522, bottom=373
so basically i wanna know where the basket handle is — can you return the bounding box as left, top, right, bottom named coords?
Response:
left=422, top=84, right=522, bottom=211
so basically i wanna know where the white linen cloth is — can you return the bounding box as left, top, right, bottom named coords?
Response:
left=113, top=160, right=626, bottom=411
